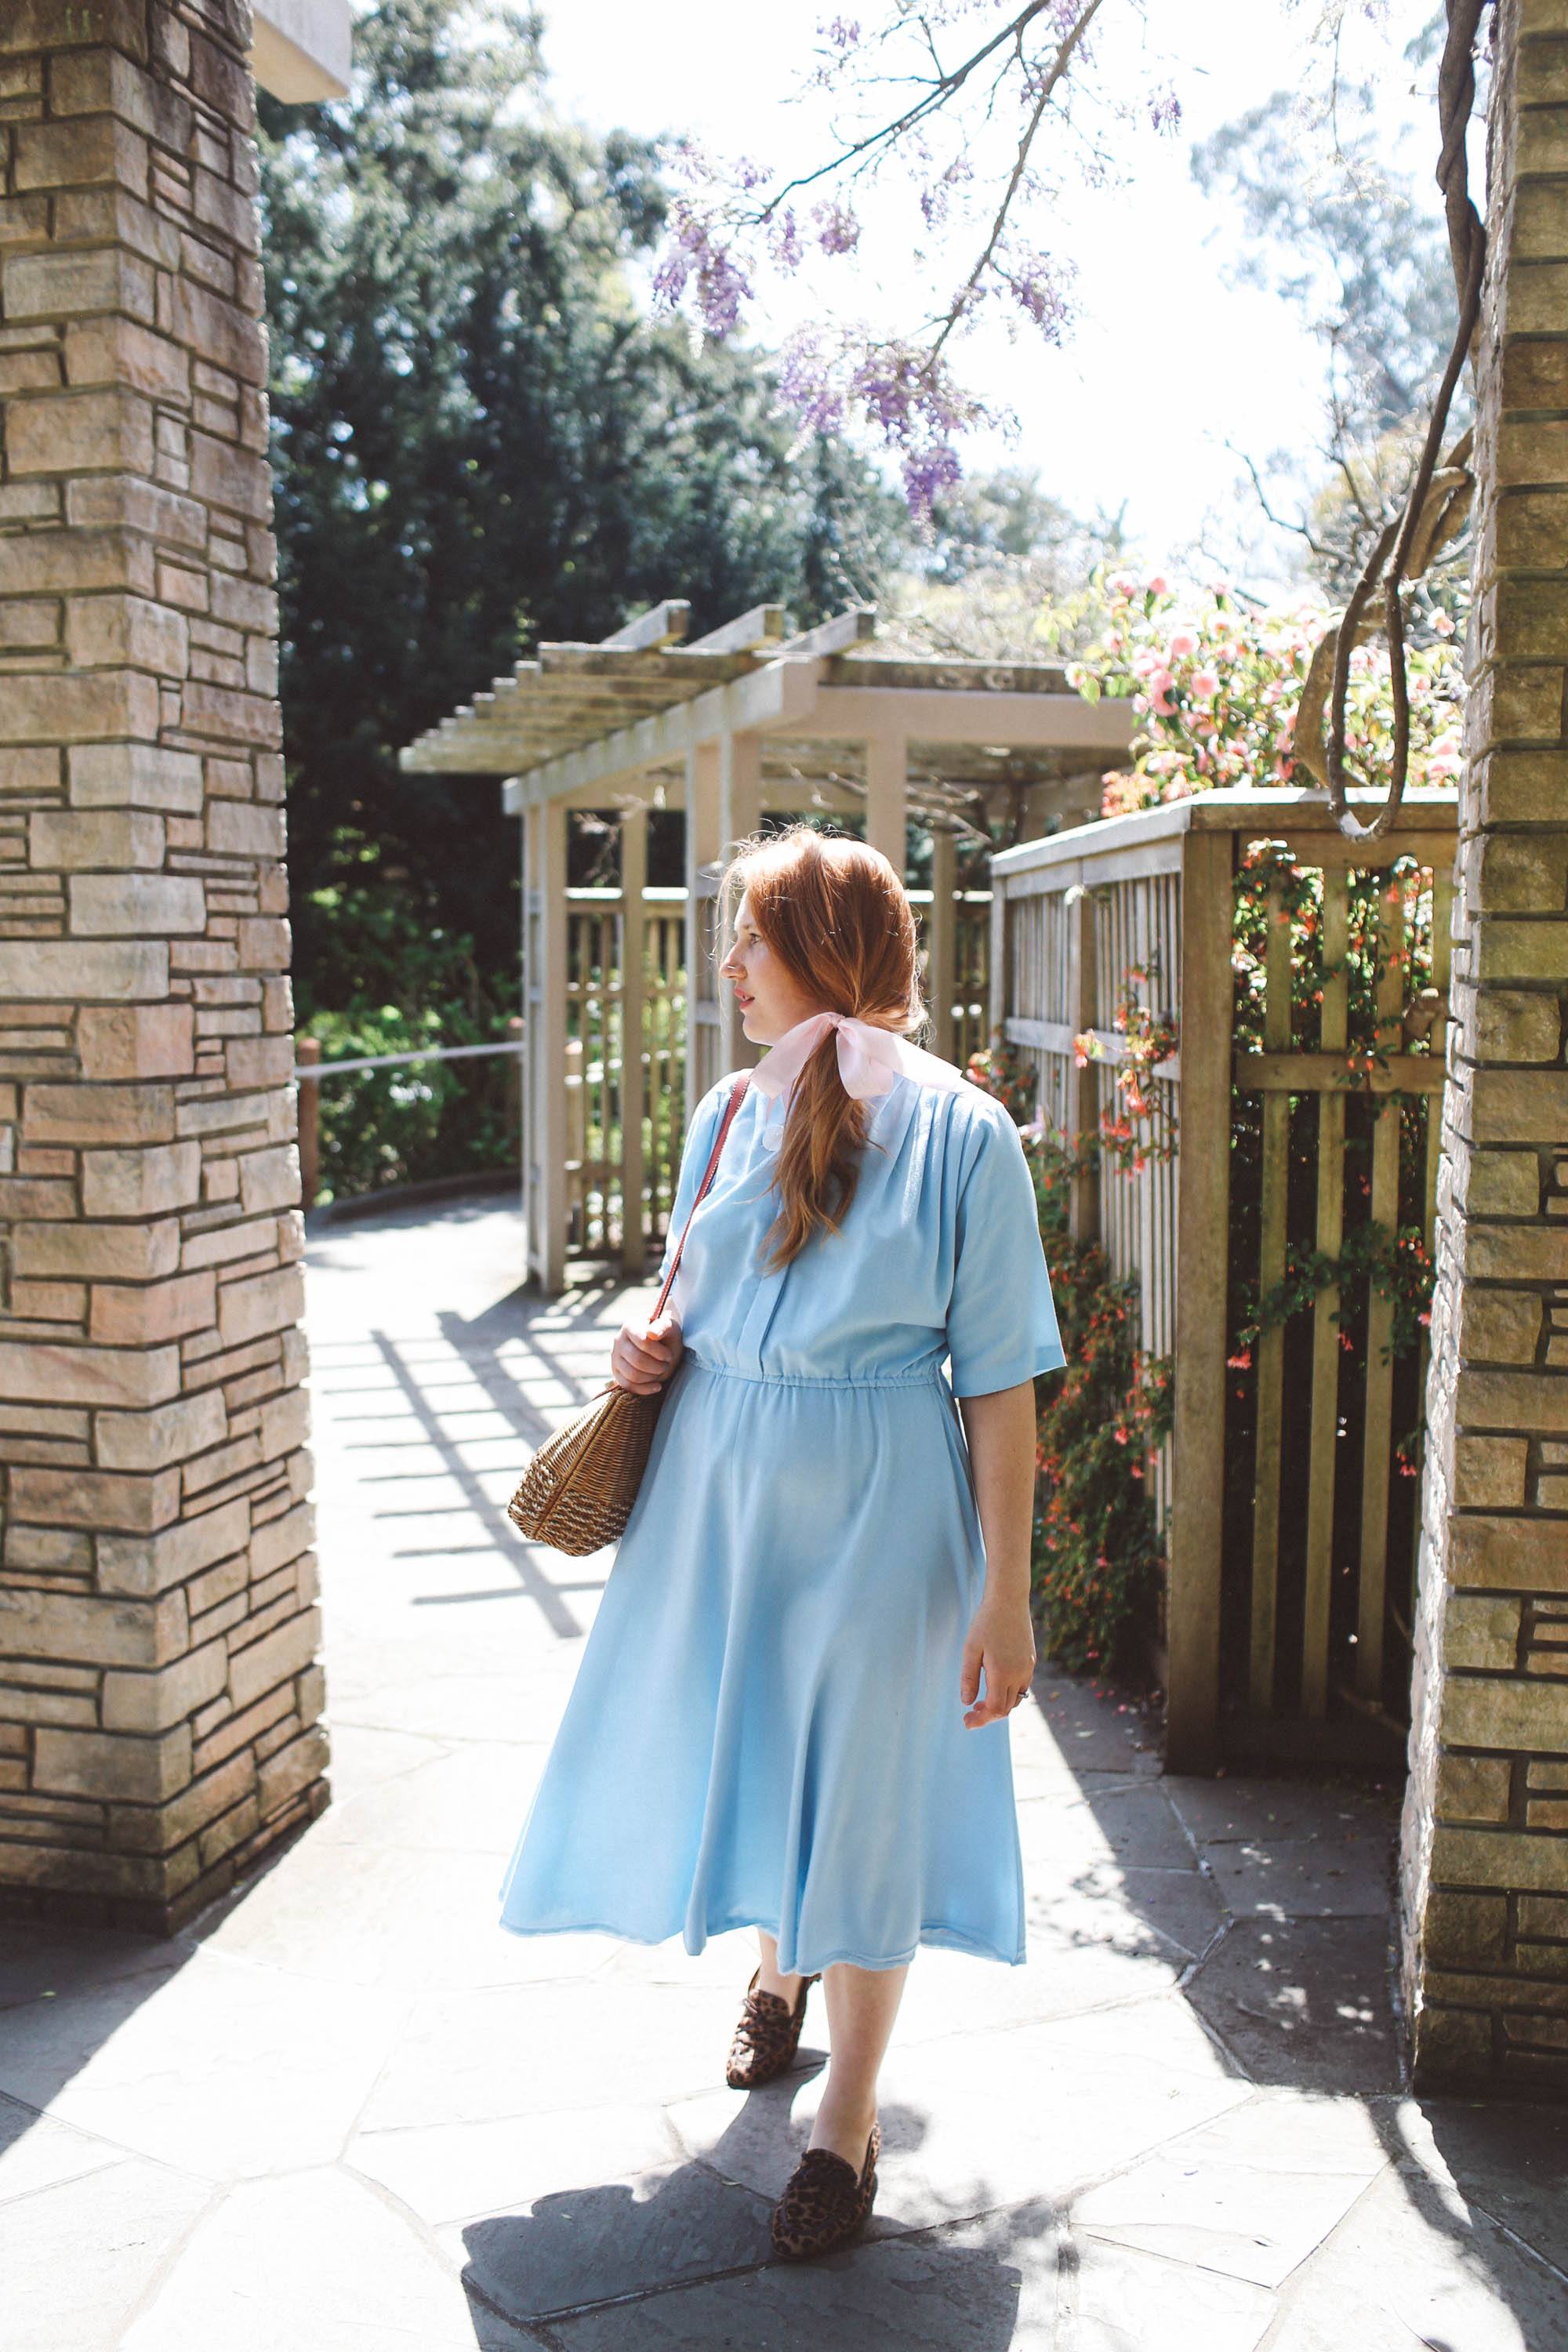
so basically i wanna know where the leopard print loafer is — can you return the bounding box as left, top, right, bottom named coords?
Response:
left=770, top=2121, right=881, bottom=2262
left=724, top=1966, right=820, bottom=2090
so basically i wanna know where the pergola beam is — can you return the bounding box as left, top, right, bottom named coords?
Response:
left=804, top=686, right=1136, bottom=750
left=400, top=596, right=1135, bottom=792
left=688, top=603, right=790, bottom=654
left=777, top=605, right=877, bottom=658
left=411, top=599, right=1138, bottom=1307
left=418, top=672, right=1131, bottom=789
left=534, top=645, right=751, bottom=683
left=597, top=600, right=691, bottom=651
left=492, top=659, right=826, bottom=803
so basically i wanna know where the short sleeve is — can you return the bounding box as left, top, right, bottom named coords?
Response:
left=944, top=1109, right=1066, bottom=1396
left=653, top=1078, right=730, bottom=1291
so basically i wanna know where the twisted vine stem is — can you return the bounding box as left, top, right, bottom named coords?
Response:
left=1304, top=0, right=1492, bottom=843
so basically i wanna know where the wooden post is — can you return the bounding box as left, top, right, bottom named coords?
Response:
left=1301, top=872, right=1349, bottom=1717
left=533, top=797, right=569, bottom=1296
left=1425, top=862, right=1453, bottom=1240
left=521, top=802, right=538, bottom=1280
left=685, top=742, right=720, bottom=1121
left=296, top=1034, right=321, bottom=1211
left=1068, top=885, right=1100, bottom=1243
left=526, top=802, right=543, bottom=1276
left=1410, top=858, right=1454, bottom=1613
left=619, top=802, right=648, bottom=1279
left=864, top=733, right=908, bottom=876
left=988, top=857, right=1007, bottom=1067
left=718, top=729, right=762, bottom=1074
left=927, top=825, right=957, bottom=1062
left=1248, top=881, right=1291, bottom=1711
left=505, top=1016, right=524, bottom=1171
left=1165, top=826, right=1234, bottom=1772
left=719, top=726, right=762, bottom=852
left=1356, top=873, right=1405, bottom=1699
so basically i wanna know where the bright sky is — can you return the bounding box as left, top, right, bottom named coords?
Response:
left=538, top=0, right=1450, bottom=584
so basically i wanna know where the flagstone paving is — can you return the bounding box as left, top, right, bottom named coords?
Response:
left=2, top=1192, right=1565, bottom=2350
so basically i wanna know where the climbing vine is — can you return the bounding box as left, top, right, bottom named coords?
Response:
left=1229, top=1222, right=1436, bottom=1371
left=967, top=1038, right=1171, bottom=1675
left=1224, top=832, right=1443, bottom=1588
left=965, top=806, right=1449, bottom=1686
left=1073, top=952, right=1179, bottom=1175
left=1229, top=834, right=1439, bottom=1375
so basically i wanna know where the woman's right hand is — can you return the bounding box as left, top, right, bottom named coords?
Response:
left=609, top=1308, right=684, bottom=1396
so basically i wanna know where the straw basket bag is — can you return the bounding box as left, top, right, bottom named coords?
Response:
left=506, top=1073, right=752, bottom=1556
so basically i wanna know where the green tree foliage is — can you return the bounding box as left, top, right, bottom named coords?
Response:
left=258, top=0, right=903, bottom=1033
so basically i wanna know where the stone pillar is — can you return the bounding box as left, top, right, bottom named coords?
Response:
left=1400, top=0, right=1568, bottom=2089
left=0, top=0, right=325, bottom=1934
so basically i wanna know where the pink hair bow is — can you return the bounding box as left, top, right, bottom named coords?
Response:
left=749, top=1010, right=970, bottom=1104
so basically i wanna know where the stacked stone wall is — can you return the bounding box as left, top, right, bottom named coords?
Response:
left=1401, top=0, right=1568, bottom=2087
left=0, top=0, right=325, bottom=1933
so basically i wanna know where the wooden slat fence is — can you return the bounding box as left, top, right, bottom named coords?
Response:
left=990, top=789, right=1457, bottom=1770
left=992, top=834, right=1182, bottom=1520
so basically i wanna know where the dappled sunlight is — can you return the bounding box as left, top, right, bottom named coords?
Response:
left=4, top=1200, right=1563, bottom=2348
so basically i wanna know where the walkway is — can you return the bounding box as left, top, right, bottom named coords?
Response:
left=2, top=1192, right=1565, bottom=2350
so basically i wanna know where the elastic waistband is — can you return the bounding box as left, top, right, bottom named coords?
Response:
left=684, top=1353, right=946, bottom=1392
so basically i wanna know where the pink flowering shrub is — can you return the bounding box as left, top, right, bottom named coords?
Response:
left=1069, top=577, right=1466, bottom=820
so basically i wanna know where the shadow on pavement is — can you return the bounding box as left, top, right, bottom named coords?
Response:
left=460, top=2095, right=1039, bottom=2349
left=1022, top=1666, right=1568, bottom=2349
left=4, top=1198, right=1564, bottom=2350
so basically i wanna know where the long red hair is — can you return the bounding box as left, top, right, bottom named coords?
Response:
left=717, top=824, right=928, bottom=1272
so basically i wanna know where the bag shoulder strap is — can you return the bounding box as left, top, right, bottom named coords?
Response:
left=648, top=1071, right=750, bottom=1322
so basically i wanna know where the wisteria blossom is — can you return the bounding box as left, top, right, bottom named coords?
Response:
left=812, top=198, right=862, bottom=256
left=776, top=324, right=993, bottom=517
left=650, top=1, right=1175, bottom=505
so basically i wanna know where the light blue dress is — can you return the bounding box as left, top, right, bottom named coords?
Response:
left=498, top=1064, right=1065, bottom=1973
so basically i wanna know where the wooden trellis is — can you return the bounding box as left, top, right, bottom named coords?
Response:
left=1236, top=852, right=1452, bottom=1733
left=564, top=869, right=994, bottom=1265
left=401, top=599, right=1133, bottom=1293
left=991, top=788, right=1457, bottom=1769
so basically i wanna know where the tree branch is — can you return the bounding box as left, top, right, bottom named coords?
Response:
left=927, top=0, right=1108, bottom=365
left=1228, top=439, right=1336, bottom=560
left=1319, top=0, right=1490, bottom=843
left=752, top=0, right=1105, bottom=223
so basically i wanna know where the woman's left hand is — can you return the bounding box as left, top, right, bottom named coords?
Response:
left=959, top=1595, right=1037, bottom=1729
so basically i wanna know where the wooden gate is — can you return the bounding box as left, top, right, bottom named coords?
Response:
left=991, top=789, right=1457, bottom=1769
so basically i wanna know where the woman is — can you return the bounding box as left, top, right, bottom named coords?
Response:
left=498, top=825, right=1064, bottom=2261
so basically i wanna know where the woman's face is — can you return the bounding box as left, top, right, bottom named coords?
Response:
left=717, top=890, right=829, bottom=1046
